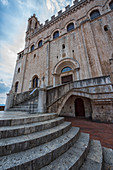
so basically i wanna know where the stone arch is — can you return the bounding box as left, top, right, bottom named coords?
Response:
left=87, top=6, right=102, bottom=19
left=52, top=58, right=80, bottom=86
left=57, top=90, right=92, bottom=118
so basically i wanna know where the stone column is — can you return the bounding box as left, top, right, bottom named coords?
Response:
left=76, top=68, right=80, bottom=80
left=37, top=76, right=47, bottom=113
left=5, top=92, right=15, bottom=111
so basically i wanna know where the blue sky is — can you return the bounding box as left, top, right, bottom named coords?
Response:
left=0, top=0, right=73, bottom=105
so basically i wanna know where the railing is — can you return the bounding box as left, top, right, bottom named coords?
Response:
left=13, top=88, right=39, bottom=106
left=29, top=88, right=38, bottom=113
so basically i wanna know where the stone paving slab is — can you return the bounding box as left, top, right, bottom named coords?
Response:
left=0, top=117, right=64, bottom=138
left=41, top=133, right=90, bottom=170
left=0, top=122, right=72, bottom=156
left=0, top=127, right=80, bottom=170
left=65, top=117, right=113, bottom=149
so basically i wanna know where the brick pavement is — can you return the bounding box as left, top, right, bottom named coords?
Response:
left=64, top=117, right=113, bottom=149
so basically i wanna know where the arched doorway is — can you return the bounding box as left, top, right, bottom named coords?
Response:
left=75, top=98, right=85, bottom=117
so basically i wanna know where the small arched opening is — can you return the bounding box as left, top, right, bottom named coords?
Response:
left=75, top=98, right=85, bottom=117
left=32, top=75, right=38, bottom=88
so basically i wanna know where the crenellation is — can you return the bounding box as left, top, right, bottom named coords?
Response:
left=58, top=10, right=62, bottom=16
left=65, top=5, right=70, bottom=11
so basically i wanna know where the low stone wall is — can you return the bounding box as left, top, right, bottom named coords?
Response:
left=47, top=76, right=113, bottom=123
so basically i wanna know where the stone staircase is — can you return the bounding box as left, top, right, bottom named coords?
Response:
left=0, top=112, right=112, bottom=170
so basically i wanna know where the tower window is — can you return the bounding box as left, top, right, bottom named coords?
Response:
left=31, top=45, right=34, bottom=52
left=90, top=10, right=100, bottom=20
left=109, top=1, right=113, bottom=10
left=15, top=82, right=19, bottom=92
left=67, top=23, right=74, bottom=32
left=61, top=67, right=72, bottom=73
left=38, top=40, right=43, bottom=48
left=104, top=25, right=109, bottom=32
left=32, top=76, right=38, bottom=88
left=62, top=44, right=65, bottom=49
left=53, top=31, right=59, bottom=39
left=18, top=68, right=20, bottom=73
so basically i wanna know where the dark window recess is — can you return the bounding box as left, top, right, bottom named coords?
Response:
left=67, top=23, right=74, bottom=32
left=53, top=31, right=59, bottom=39
left=61, top=75, right=73, bottom=84
left=15, top=82, right=19, bottom=92
left=104, top=25, right=109, bottom=31
left=33, top=77, right=38, bottom=88
left=61, top=67, right=72, bottom=73
left=72, top=50, right=74, bottom=53
left=31, top=45, right=34, bottom=52
left=34, top=54, right=36, bottom=58
left=57, top=56, right=58, bottom=59
left=18, top=68, right=20, bottom=73
left=90, top=10, right=100, bottom=20
left=62, top=44, right=65, bottom=49
left=35, top=22, right=37, bottom=29
left=109, top=1, right=113, bottom=10
left=38, top=40, right=42, bottom=48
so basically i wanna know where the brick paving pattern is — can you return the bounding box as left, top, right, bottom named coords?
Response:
left=64, top=117, right=113, bottom=149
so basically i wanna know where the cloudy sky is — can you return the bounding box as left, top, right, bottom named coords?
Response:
left=0, top=0, right=73, bottom=105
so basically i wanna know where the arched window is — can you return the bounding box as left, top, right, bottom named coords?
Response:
left=90, top=10, right=100, bottom=20
left=32, top=76, right=38, bottom=88
left=15, top=82, right=19, bottom=92
left=53, top=31, right=59, bottom=39
left=61, top=67, right=72, bottom=73
left=38, top=40, right=43, bottom=48
left=67, top=23, right=74, bottom=32
left=109, top=1, right=113, bottom=10
left=31, top=45, right=34, bottom=52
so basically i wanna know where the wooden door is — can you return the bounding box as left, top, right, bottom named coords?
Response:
left=75, top=98, right=85, bottom=117
left=61, top=75, right=73, bottom=84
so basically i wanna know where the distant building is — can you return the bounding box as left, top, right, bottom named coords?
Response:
left=5, top=0, right=113, bottom=122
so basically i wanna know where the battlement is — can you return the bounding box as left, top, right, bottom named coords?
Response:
left=26, top=0, right=93, bottom=38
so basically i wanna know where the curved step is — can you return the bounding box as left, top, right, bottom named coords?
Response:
left=0, top=113, right=58, bottom=126
left=0, top=117, right=64, bottom=139
left=102, top=147, right=113, bottom=170
left=41, top=133, right=90, bottom=170
left=0, top=122, right=72, bottom=156
left=80, top=140, right=103, bottom=170
left=0, top=127, right=80, bottom=170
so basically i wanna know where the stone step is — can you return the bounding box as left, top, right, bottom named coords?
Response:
left=102, top=147, right=113, bottom=170
left=9, top=107, right=37, bottom=112
left=0, top=127, right=80, bottom=170
left=41, top=133, right=90, bottom=170
left=80, top=140, right=103, bottom=170
left=0, top=122, right=72, bottom=156
left=0, top=113, right=58, bottom=127
left=0, top=117, right=64, bottom=139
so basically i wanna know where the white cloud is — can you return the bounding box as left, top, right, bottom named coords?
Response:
left=0, top=0, right=8, bottom=5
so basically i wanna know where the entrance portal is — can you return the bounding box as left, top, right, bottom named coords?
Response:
left=61, top=75, right=73, bottom=84
left=75, top=98, right=85, bottom=117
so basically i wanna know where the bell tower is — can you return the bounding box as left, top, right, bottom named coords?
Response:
left=26, top=14, right=40, bottom=34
